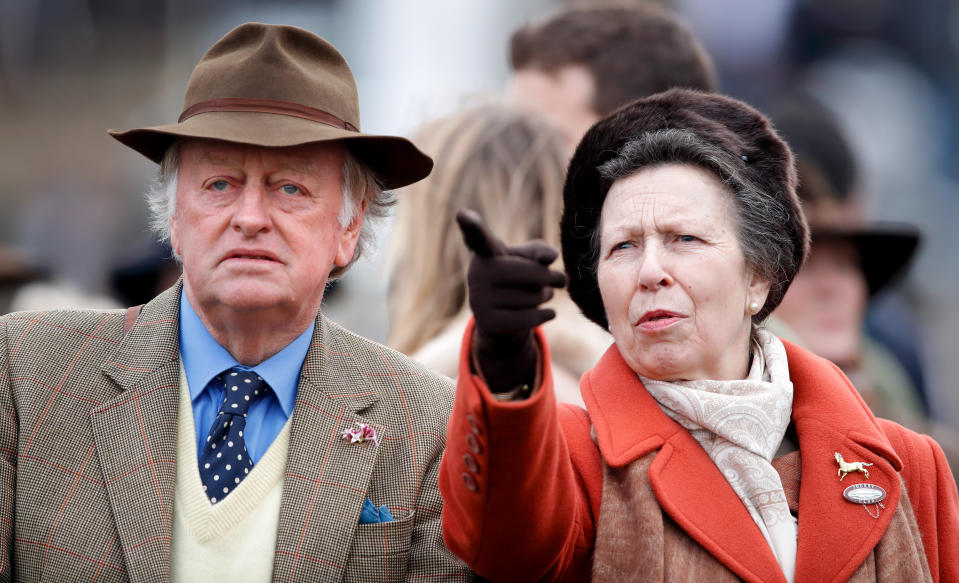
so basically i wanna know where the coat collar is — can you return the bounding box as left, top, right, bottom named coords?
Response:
left=95, top=280, right=384, bottom=582
left=94, top=282, right=183, bottom=583
left=270, top=312, right=385, bottom=580
left=581, top=338, right=903, bottom=583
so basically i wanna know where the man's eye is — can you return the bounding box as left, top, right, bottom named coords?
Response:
left=280, top=184, right=300, bottom=195
left=210, top=180, right=230, bottom=191
left=612, top=241, right=633, bottom=251
left=678, top=235, right=697, bottom=243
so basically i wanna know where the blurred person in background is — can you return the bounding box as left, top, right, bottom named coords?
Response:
left=768, top=95, right=926, bottom=425
left=0, top=23, right=472, bottom=581
left=508, top=1, right=718, bottom=154
left=440, top=89, right=958, bottom=582
left=779, top=0, right=959, bottom=431
left=386, top=1, right=720, bottom=404
left=0, top=240, right=120, bottom=316
left=1, top=251, right=120, bottom=312
left=387, top=103, right=608, bottom=406
left=9, top=279, right=121, bottom=312
left=0, top=247, right=42, bottom=314
left=110, top=239, right=182, bottom=308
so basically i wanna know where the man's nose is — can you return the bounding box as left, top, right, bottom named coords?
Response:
left=231, top=185, right=271, bottom=236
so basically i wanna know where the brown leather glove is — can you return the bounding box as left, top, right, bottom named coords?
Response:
left=456, top=209, right=567, bottom=393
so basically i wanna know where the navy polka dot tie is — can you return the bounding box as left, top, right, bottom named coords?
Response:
left=198, top=367, right=269, bottom=504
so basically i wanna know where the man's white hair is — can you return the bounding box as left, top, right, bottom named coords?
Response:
left=146, top=140, right=392, bottom=279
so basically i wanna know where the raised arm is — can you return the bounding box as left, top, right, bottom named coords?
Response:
left=439, top=211, right=598, bottom=582
left=455, top=209, right=566, bottom=395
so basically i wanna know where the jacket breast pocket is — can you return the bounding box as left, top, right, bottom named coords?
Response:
left=343, top=510, right=415, bottom=583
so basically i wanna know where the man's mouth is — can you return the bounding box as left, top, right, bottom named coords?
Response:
left=222, top=250, right=281, bottom=264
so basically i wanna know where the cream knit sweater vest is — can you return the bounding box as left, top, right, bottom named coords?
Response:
left=171, top=364, right=291, bottom=582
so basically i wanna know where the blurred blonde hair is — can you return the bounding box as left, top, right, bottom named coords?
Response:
left=387, top=103, right=568, bottom=355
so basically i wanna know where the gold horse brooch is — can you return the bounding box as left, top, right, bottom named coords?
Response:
left=835, top=452, right=874, bottom=480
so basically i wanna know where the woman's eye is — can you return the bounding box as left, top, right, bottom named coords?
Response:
left=678, top=234, right=698, bottom=243
left=280, top=184, right=301, bottom=195
left=612, top=241, right=633, bottom=251
left=210, top=180, right=230, bottom=191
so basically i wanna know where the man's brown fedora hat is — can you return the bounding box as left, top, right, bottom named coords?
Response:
left=109, top=22, right=432, bottom=190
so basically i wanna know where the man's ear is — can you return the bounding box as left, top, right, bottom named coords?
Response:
left=169, top=214, right=180, bottom=257
left=334, top=199, right=366, bottom=267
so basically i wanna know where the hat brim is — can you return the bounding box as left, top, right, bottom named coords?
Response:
left=108, top=111, right=432, bottom=190
left=813, top=222, right=920, bottom=296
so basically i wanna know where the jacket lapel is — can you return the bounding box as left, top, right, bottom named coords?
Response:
left=583, top=340, right=906, bottom=583
left=272, top=314, right=382, bottom=582
left=784, top=340, right=902, bottom=583
left=583, top=346, right=786, bottom=583
left=94, top=284, right=183, bottom=583
left=650, top=434, right=787, bottom=582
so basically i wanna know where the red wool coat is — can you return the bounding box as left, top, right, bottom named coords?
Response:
left=440, top=322, right=959, bottom=582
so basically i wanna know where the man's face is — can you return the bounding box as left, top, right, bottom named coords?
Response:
left=170, top=139, right=362, bottom=325
left=509, top=65, right=600, bottom=154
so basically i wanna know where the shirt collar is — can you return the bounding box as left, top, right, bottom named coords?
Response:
left=178, top=289, right=313, bottom=417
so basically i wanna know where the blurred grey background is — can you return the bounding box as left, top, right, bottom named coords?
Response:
left=3, top=0, right=959, bottom=427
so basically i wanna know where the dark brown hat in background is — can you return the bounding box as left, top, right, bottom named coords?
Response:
left=770, top=93, right=920, bottom=296
left=109, top=22, right=432, bottom=190
left=562, top=88, right=808, bottom=329
left=813, top=223, right=919, bottom=296
left=0, top=247, right=41, bottom=285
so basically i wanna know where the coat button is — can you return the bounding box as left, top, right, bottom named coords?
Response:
left=463, top=453, right=480, bottom=474
left=461, top=472, right=479, bottom=492
left=466, top=433, right=482, bottom=455
left=466, top=413, right=481, bottom=435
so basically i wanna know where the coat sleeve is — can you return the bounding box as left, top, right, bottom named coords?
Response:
left=880, top=419, right=959, bottom=583
left=439, top=320, right=602, bottom=582
left=0, top=318, right=13, bottom=581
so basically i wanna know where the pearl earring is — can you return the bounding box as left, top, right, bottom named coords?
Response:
left=749, top=301, right=760, bottom=314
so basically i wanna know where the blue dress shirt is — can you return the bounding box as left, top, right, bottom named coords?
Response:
left=179, top=290, right=313, bottom=462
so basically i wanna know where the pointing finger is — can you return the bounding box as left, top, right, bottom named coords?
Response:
left=456, top=209, right=506, bottom=258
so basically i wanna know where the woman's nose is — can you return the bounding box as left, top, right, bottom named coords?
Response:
left=637, top=245, right=673, bottom=290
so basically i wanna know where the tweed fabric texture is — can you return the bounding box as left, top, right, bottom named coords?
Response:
left=0, top=281, right=473, bottom=582
left=593, top=449, right=932, bottom=582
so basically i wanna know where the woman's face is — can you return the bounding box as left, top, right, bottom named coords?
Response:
left=773, top=239, right=867, bottom=368
left=597, top=163, right=770, bottom=381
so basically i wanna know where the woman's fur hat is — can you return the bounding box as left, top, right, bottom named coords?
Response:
left=561, top=88, right=808, bottom=328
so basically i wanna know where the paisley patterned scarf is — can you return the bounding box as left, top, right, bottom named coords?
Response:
left=641, top=329, right=797, bottom=582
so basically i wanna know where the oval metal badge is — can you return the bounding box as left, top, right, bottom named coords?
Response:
left=843, top=483, right=887, bottom=505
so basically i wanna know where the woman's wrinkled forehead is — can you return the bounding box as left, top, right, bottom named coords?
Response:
left=600, top=159, right=733, bottom=211
left=598, top=164, right=737, bottom=234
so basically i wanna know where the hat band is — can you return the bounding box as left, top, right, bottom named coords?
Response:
left=178, top=97, right=358, bottom=131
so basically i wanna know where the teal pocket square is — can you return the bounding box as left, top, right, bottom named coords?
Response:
left=359, top=498, right=394, bottom=524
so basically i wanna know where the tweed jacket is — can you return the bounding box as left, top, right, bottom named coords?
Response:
left=0, top=282, right=472, bottom=582
left=440, top=321, right=959, bottom=582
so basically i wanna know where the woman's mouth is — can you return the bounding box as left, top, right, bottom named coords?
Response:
left=636, top=310, right=685, bottom=331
